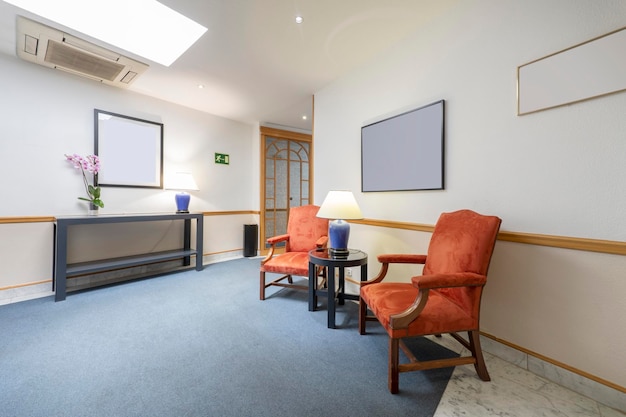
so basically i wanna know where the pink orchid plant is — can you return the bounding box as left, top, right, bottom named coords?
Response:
left=65, top=153, right=104, bottom=208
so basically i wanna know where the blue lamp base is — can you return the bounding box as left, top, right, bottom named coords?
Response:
left=175, top=192, right=191, bottom=213
left=328, top=219, right=350, bottom=257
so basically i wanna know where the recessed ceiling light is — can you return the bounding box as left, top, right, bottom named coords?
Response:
left=4, top=0, right=207, bottom=67
left=198, top=84, right=205, bottom=89
left=302, top=115, right=307, bottom=120
left=295, top=16, right=303, bottom=24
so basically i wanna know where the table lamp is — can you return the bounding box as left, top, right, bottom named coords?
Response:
left=167, top=172, right=199, bottom=213
left=316, top=190, right=363, bottom=257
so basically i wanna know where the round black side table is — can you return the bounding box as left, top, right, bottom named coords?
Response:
left=308, top=248, right=368, bottom=328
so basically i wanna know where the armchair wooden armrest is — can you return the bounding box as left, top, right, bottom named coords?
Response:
left=266, top=234, right=289, bottom=245
left=411, top=272, right=487, bottom=289
left=378, top=254, right=427, bottom=264
left=389, top=288, right=430, bottom=330
left=315, top=236, right=328, bottom=248
left=389, top=272, right=487, bottom=329
left=362, top=253, right=428, bottom=286
left=389, top=272, right=486, bottom=329
left=261, top=234, right=289, bottom=265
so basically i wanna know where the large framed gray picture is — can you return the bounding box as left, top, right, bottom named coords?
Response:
left=361, top=100, right=445, bottom=192
left=94, top=109, right=163, bottom=188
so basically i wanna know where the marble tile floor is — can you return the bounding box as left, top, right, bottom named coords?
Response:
left=428, top=335, right=625, bottom=417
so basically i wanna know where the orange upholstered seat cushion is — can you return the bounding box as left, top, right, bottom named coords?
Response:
left=260, top=252, right=309, bottom=277
left=360, top=282, right=478, bottom=339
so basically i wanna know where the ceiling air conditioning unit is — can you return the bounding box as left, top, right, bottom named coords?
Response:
left=15, top=16, right=148, bottom=87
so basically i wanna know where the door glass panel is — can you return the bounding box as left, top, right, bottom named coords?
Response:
left=289, top=159, right=301, bottom=206
left=275, top=159, right=288, bottom=209
left=265, top=158, right=275, bottom=178
left=276, top=210, right=287, bottom=236
left=301, top=180, right=309, bottom=205
left=265, top=216, right=275, bottom=241
left=265, top=172, right=275, bottom=209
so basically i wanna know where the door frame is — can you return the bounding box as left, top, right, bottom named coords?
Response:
left=259, top=126, right=313, bottom=255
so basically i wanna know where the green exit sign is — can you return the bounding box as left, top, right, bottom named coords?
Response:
left=215, top=153, right=229, bottom=165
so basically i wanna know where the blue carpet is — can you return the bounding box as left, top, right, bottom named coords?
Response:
left=0, top=258, right=457, bottom=417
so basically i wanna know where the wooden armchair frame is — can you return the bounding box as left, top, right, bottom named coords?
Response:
left=259, top=205, right=329, bottom=300
left=359, top=210, right=501, bottom=393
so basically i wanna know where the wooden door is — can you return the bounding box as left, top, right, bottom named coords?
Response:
left=260, top=127, right=313, bottom=253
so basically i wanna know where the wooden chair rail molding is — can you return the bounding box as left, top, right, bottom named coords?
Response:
left=0, top=216, right=56, bottom=224
left=350, top=218, right=626, bottom=256
left=0, top=211, right=258, bottom=224
left=201, top=210, right=258, bottom=216
left=2, top=214, right=625, bottom=256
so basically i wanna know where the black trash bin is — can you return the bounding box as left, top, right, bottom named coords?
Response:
left=243, top=224, right=258, bottom=257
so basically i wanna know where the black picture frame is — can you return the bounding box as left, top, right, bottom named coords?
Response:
left=94, top=109, right=163, bottom=189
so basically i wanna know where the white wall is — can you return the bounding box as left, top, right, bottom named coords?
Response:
left=313, top=0, right=626, bottom=389
left=0, top=53, right=257, bottom=217
left=0, top=51, right=259, bottom=293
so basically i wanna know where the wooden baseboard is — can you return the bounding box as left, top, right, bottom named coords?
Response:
left=481, top=331, right=626, bottom=394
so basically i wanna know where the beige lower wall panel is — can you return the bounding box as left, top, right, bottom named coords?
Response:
left=66, top=221, right=184, bottom=263
left=202, top=214, right=259, bottom=255
left=483, top=241, right=626, bottom=389
left=0, top=222, right=53, bottom=287
left=349, top=223, right=626, bottom=389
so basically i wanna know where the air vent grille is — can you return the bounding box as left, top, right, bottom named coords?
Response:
left=16, top=16, right=148, bottom=87
left=45, top=40, right=124, bottom=82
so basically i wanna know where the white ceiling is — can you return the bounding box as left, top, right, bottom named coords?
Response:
left=0, top=0, right=458, bottom=131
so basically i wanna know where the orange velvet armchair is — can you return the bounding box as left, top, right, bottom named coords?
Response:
left=260, top=205, right=329, bottom=300
left=359, top=209, right=501, bottom=394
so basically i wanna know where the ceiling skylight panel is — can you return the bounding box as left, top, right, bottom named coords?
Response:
left=4, top=0, right=207, bottom=66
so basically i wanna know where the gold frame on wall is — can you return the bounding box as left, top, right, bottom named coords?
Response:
left=517, top=26, right=626, bottom=115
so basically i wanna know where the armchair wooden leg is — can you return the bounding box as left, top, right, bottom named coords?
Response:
left=388, top=338, right=400, bottom=394
left=469, top=330, right=490, bottom=381
left=260, top=271, right=266, bottom=300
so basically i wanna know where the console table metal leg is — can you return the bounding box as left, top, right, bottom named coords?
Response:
left=183, top=219, right=191, bottom=266
left=54, top=223, right=68, bottom=302
left=195, top=216, right=204, bottom=271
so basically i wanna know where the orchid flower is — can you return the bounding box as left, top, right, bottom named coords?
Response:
left=65, top=153, right=104, bottom=208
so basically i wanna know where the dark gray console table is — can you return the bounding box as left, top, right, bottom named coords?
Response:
left=53, top=212, right=204, bottom=301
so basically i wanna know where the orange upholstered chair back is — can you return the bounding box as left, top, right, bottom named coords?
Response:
left=285, top=205, right=329, bottom=252
left=423, top=210, right=501, bottom=316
